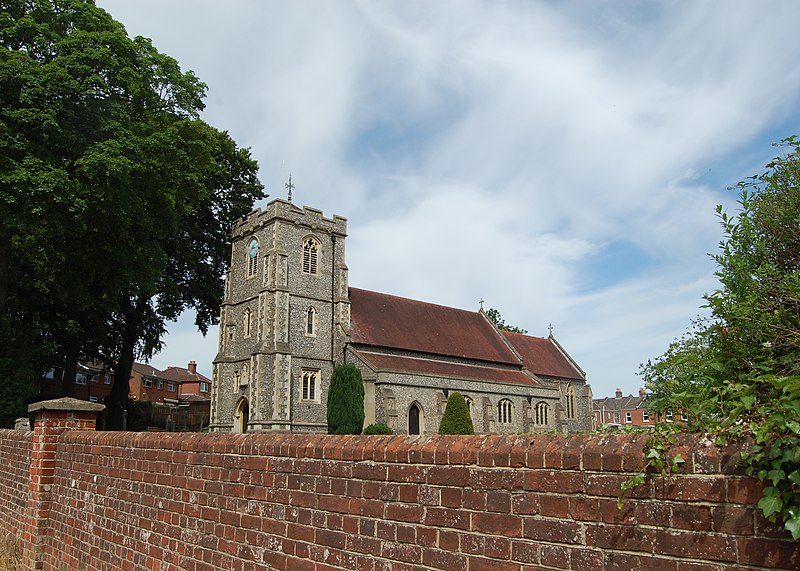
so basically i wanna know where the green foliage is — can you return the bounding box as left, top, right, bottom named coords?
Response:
left=327, top=363, right=365, bottom=435
left=618, top=424, right=685, bottom=508
left=363, top=423, right=393, bottom=435
left=0, top=0, right=264, bottom=428
left=640, top=137, right=800, bottom=539
left=486, top=308, right=528, bottom=334
left=438, top=391, right=474, bottom=434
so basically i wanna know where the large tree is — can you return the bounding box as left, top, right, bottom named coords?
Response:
left=641, top=137, right=800, bottom=538
left=0, top=0, right=265, bottom=427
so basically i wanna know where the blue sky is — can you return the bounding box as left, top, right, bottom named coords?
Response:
left=98, top=0, right=800, bottom=399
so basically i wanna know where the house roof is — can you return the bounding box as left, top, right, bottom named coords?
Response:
left=160, top=366, right=212, bottom=384
left=356, top=350, right=538, bottom=386
left=593, top=394, right=646, bottom=412
left=131, top=362, right=164, bottom=378
left=501, top=331, right=585, bottom=381
left=348, top=288, right=520, bottom=365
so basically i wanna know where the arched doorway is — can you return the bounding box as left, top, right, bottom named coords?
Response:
left=235, top=398, right=249, bottom=433
left=408, top=402, right=422, bottom=435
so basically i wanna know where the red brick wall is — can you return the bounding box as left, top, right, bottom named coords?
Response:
left=23, top=431, right=798, bottom=570
left=0, top=429, right=32, bottom=541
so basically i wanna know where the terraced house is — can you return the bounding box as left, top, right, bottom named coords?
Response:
left=210, top=199, right=592, bottom=435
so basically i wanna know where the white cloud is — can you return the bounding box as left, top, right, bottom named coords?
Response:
left=98, top=0, right=800, bottom=397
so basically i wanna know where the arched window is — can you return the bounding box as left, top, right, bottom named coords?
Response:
left=302, top=369, right=319, bottom=401
left=306, top=307, right=316, bottom=336
left=246, top=238, right=259, bottom=278
left=565, top=385, right=576, bottom=419
left=408, top=402, right=423, bottom=435
left=535, top=401, right=550, bottom=426
left=235, top=398, right=249, bottom=434
left=243, top=308, right=252, bottom=337
left=302, top=237, right=319, bottom=275
left=464, top=396, right=474, bottom=421
left=498, top=399, right=513, bottom=424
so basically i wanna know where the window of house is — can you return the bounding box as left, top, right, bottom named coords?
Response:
left=44, top=368, right=55, bottom=380
left=642, top=410, right=650, bottom=422
left=497, top=399, right=513, bottom=424
left=156, top=380, right=163, bottom=390
left=302, top=237, right=319, bottom=275
left=306, top=307, right=316, bottom=336
left=143, top=379, right=153, bottom=388
left=535, top=402, right=550, bottom=425
left=167, top=382, right=175, bottom=392
left=565, top=385, right=576, bottom=419
left=200, top=382, right=209, bottom=393
left=302, top=369, right=319, bottom=402
left=625, top=411, right=632, bottom=423
left=75, top=373, right=87, bottom=385
left=680, top=412, right=688, bottom=422
left=103, top=373, right=112, bottom=384
left=91, top=374, right=99, bottom=383
left=666, top=410, right=674, bottom=422
left=247, top=238, right=259, bottom=278
left=244, top=308, right=252, bottom=337
left=89, top=396, right=98, bottom=403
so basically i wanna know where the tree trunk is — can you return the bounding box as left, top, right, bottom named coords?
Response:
left=0, top=233, right=9, bottom=310
left=104, top=296, right=144, bottom=430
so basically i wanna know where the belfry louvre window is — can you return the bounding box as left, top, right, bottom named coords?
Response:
left=302, top=369, right=319, bottom=401
left=247, top=238, right=259, bottom=278
left=302, top=237, right=319, bottom=275
left=498, top=399, right=513, bottom=424
left=535, top=401, right=550, bottom=425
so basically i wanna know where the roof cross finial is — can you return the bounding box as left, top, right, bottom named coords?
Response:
left=479, top=298, right=485, bottom=311
left=548, top=323, right=554, bottom=336
left=286, top=173, right=294, bottom=202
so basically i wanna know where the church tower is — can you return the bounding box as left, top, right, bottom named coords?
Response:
left=209, top=199, right=349, bottom=433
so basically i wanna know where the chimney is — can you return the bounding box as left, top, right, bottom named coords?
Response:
left=615, top=388, right=623, bottom=399
left=639, top=387, right=647, bottom=398
left=188, top=360, right=197, bottom=375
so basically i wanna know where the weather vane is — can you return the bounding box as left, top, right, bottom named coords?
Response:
left=286, top=173, right=294, bottom=202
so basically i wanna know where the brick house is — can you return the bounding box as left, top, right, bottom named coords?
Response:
left=129, top=363, right=180, bottom=404
left=39, top=363, right=114, bottom=404
left=593, top=387, right=684, bottom=428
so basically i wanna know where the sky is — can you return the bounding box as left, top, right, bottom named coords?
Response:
left=97, top=0, right=800, bottom=399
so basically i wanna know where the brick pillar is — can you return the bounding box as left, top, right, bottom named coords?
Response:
left=22, top=398, right=104, bottom=570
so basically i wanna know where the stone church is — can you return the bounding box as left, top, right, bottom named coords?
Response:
left=209, top=198, right=592, bottom=435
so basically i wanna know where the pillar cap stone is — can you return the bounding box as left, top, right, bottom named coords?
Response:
left=28, top=397, right=105, bottom=414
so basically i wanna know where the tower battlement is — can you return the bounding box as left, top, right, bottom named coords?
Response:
left=233, top=198, right=347, bottom=240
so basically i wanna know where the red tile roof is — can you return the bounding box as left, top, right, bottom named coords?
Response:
left=356, top=350, right=538, bottom=386
left=159, top=366, right=212, bottom=384
left=131, top=362, right=163, bottom=378
left=501, top=331, right=585, bottom=380
left=349, top=288, right=520, bottom=365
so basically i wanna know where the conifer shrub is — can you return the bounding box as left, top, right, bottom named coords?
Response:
left=438, top=391, right=474, bottom=434
left=363, top=422, right=393, bottom=435
left=327, top=363, right=365, bottom=435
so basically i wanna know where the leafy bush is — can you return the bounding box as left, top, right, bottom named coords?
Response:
left=327, top=363, right=365, bottom=435
left=438, top=392, right=474, bottom=434
left=640, top=138, right=800, bottom=539
left=363, top=423, right=393, bottom=435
